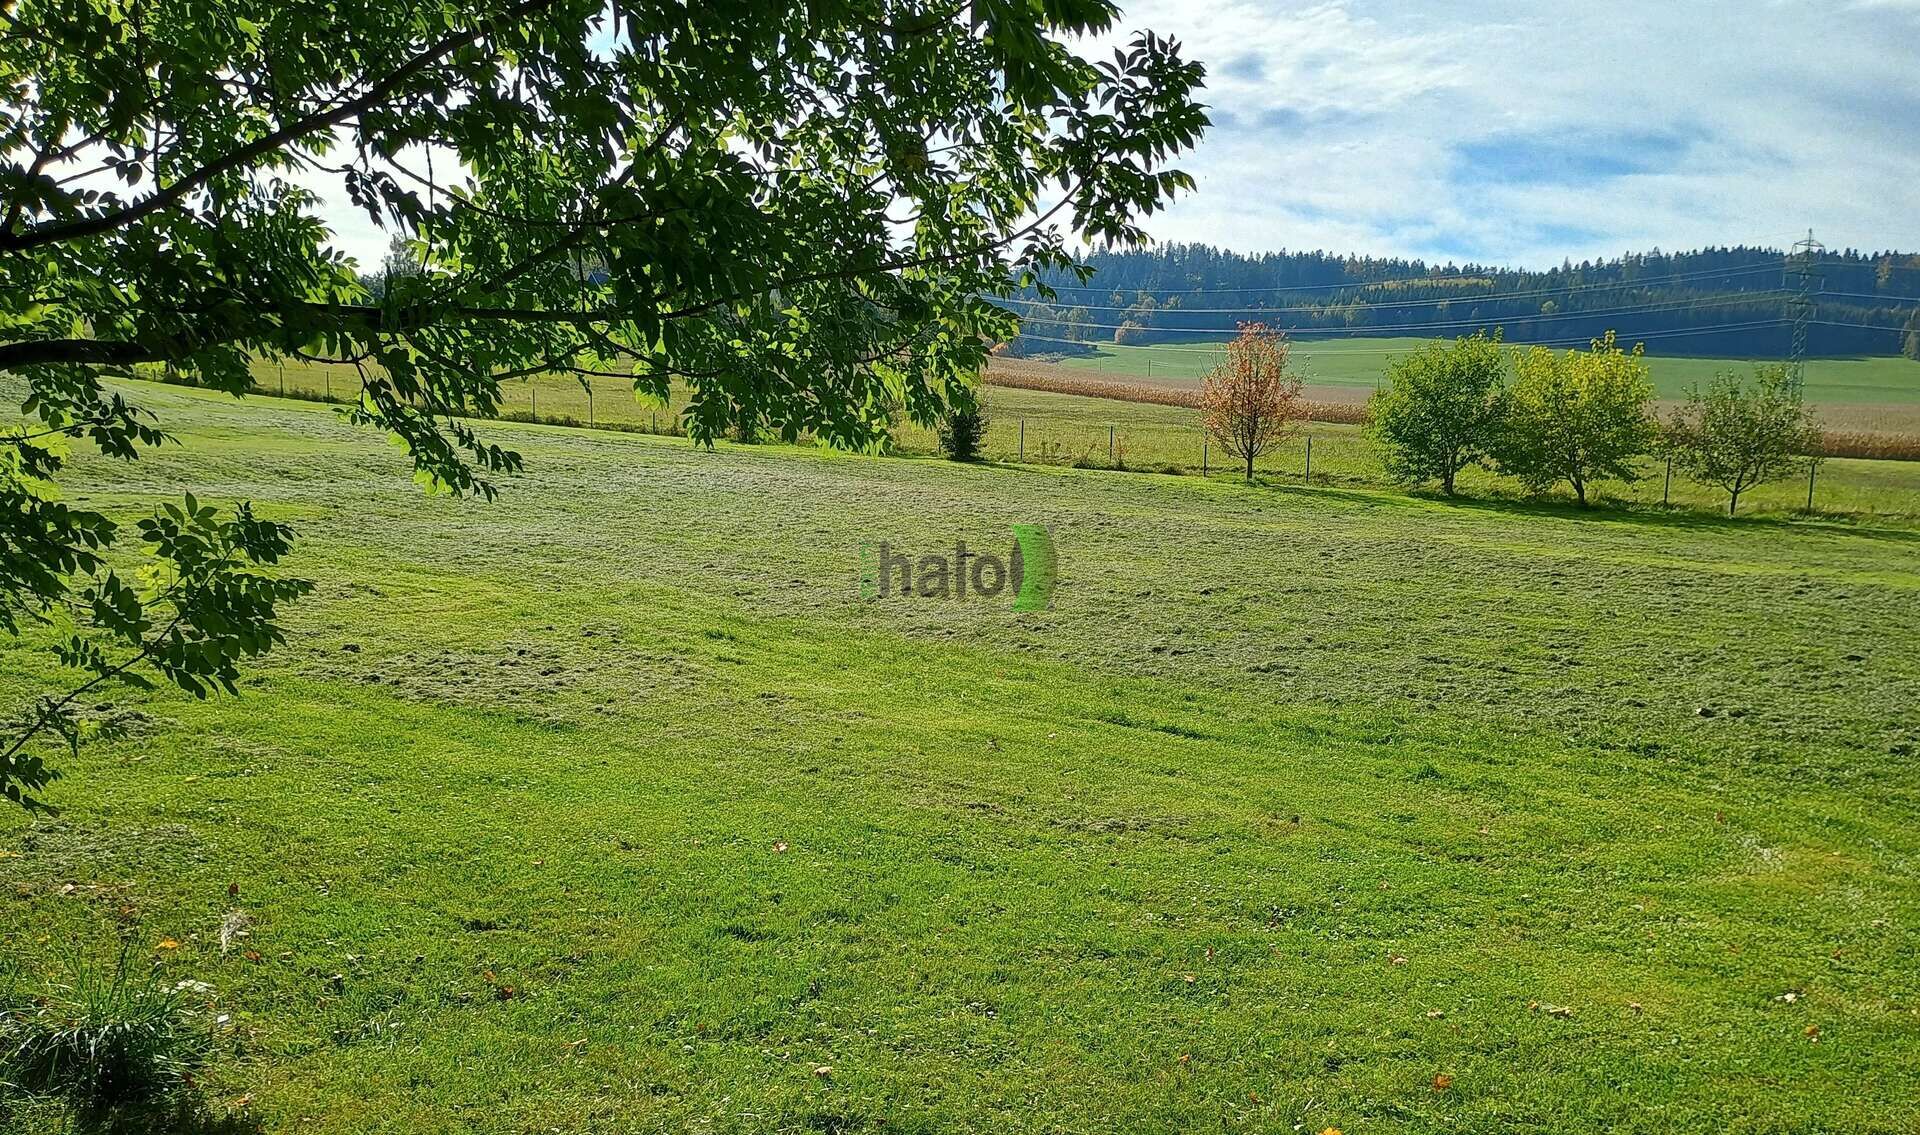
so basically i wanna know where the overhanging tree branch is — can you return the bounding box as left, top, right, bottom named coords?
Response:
left=0, top=338, right=181, bottom=369
left=0, top=188, right=1074, bottom=373
left=0, top=0, right=556, bottom=254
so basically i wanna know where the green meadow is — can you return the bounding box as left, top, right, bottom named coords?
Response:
left=1044, top=336, right=1920, bottom=416
left=4, top=380, right=1919, bottom=1132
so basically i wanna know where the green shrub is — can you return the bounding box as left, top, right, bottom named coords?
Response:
left=0, top=947, right=213, bottom=1113
left=938, top=405, right=989, bottom=462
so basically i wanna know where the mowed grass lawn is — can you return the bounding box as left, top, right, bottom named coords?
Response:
left=4, top=380, right=1920, bottom=1133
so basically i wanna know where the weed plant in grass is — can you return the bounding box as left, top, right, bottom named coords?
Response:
left=0, top=943, right=213, bottom=1116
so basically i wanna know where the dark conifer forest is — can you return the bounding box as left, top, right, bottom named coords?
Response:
left=1004, top=244, right=1920, bottom=359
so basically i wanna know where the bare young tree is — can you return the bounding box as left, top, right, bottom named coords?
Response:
left=1200, top=323, right=1303, bottom=480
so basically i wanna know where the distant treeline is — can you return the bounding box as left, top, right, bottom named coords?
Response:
left=1003, top=244, right=1920, bottom=360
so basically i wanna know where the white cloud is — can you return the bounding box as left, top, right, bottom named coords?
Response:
left=1080, top=0, right=1920, bottom=265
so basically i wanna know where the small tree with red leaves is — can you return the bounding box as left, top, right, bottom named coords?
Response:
left=1201, top=323, right=1304, bottom=480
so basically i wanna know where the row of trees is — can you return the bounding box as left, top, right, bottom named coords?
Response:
left=1369, top=331, right=1821, bottom=514
left=1197, top=325, right=1822, bottom=516
left=1055, top=242, right=1920, bottom=299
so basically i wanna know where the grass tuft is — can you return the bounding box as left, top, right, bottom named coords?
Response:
left=0, top=945, right=213, bottom=1114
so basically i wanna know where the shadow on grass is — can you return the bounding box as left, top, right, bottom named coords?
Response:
left=1255, top=481, right=1416, bottom=509
left=0, top=1094, right=264, bottom=1135
left=62, top=1099, right=265, bottom=1135
left=1415, top=489, right=1920, bottom=542
left=912, top=449, right=1920, bottom=539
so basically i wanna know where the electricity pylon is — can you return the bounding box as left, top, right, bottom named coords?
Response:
left=1785, top=230, right=1825, bottom=389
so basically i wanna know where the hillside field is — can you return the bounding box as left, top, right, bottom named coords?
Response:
left=4, top=380, right=1919, bottom=1133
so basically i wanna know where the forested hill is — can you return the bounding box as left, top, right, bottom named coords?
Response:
left=1001, top=244, right=1920, bottom=360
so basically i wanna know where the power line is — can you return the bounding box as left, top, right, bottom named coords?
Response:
left=1815, top=290, right=1920, bottom=306
left=1015, top=260, right=1793, bottom=299
left=997, top=292, right=1785, bottom=338
left=1011, top=318, right=1789, bottom=357
left=1315, top=320, right=1789, bottom=350
left=1810, top=319, right=1913, bottom=333
left=1027, top=262, right=1778, bottom=297
left=993, top=263, right=1786, bottom=312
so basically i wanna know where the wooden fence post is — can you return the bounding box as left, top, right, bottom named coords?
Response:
left=1305, top=436, right=1313, bottom=481
left=1202, top=437, right=1208, bottom=477
left=1663, top=456, right=1673, bottom=506
left=1806, top=462, right=1817, bottom=511
left=1018, top=418, right=1025, bottom=460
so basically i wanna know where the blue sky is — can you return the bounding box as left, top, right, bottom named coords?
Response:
left=1074, top=0, right=1920, bottom=267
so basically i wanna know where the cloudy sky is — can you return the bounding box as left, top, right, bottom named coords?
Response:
left=1074, top=0, right=1920, bottom=268
left=314, top=1, right=1920, bottom=271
